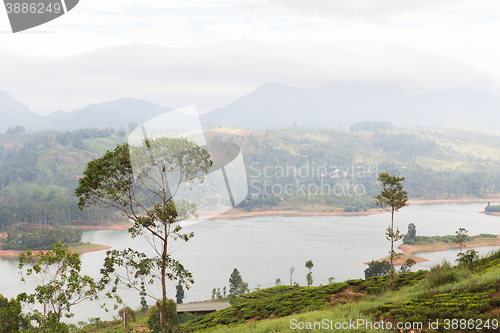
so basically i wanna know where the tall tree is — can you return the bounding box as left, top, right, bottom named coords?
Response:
left=229, top=268, right=243, bottom=295
left=374, top=171, right=409, bottom=291
left=75, top=137, right=212, bottom=331
left=305, top=260, right=314, bottom=286
left=456, top=228, right=468, bottom=253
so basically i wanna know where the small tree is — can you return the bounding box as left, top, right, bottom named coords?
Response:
left=140, top=281, right=148, bottom=312
left=118, top=306, right=135, bottom=326
left=305, top=260, right=314, bottom=286
left=17, top=242, right=106, bottom=331
left=328, top=277, right=335, bottom=284
left=364, top=260, right=391, bottom=279
left=147, top=300, right=178, bottom=333
left=176, top=282, right=184, bottom=304
left=399, top=258, right=416, bottom=273
left=236, top=281, right=249, bottom=295
left=456, top=228, right=468, bottom=253
left=374, top=172, right=409, bottom=291
left=403, top=223, right=417, bottom=244
left=457, top=249, right=479, bottom=287
left=229, top=268, right=243, bottom=295
left=275, top=278, right=282, bottom=286
left=289, top=266, right=295, bottom=285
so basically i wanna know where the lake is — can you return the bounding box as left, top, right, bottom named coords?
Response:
left=1, top=202, right=499, bottom=324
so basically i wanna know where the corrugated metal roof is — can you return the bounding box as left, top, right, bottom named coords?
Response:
left=177, top=301, right=231, bottom=313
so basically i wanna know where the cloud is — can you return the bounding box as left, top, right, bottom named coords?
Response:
left=238, top=0, right=477, bottom=22
left=0, top=41, right=497, bottom=116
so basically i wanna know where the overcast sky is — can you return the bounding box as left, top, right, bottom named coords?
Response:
left=1, top=0, right=500, bottom=114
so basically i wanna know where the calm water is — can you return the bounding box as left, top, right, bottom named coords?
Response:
left=1, top=202, right=499, bottom=324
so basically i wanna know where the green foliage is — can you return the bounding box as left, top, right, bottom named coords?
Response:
left=176, top=282, right=184, bottom=304
left=147, top=300, right=179, bottom=333
left=118, top=306, right=135, bottom=323
left=229, top=268, right=243, bottom=295
left=427, top=260, right=467, bottom=288
left=399, top=258, right=416, bottom=274
left=76, top=137, right=212, bottom=331
left=0, top=294, right=29, bottom=332
left=456, top=227, right=469, bottom=253
left=375, top=283, right=498, bottom=329
left=17, top=242, right=106, bottom=330
left=485, top=205, right=500, bottom=212
left=182, top=283, right=348, bottom=331
left=457, top=249, right=480, bottom=287
left=374, top=171, right=409, bottom=290
left=364, top=260, right=391, bottom=279
left=140, top=281, right=148, bottom=312
left=305, top=260, right=313, bottom=286
left=1, top=227, right=82, bottom=250
left=402, top=223, right=416, bottom=243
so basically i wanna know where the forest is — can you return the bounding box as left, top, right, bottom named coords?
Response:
left=1, top=123, right=500, bottom=230
left=0, top=227, right=82, bottom=250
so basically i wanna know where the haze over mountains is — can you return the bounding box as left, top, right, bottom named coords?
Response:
left=2, top=82, right=500, bottom=133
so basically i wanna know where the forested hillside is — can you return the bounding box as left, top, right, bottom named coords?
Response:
left=1, top=124, right=500, bottom=231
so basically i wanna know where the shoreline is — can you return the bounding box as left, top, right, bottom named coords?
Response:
left=398, top=237, right=500, bottom=256
left=478, top=211, right=500, bottom=216
left=409, top=197, right=500, bottom=205
left=0, top=243, right=111, bottom=258
left=214, top=208, right=383, bottom=219
left=213, top=198, right=499, bottom=220
left=365, top=235, right=500, bottom=265
left=364, top=253, right=429, bottom=265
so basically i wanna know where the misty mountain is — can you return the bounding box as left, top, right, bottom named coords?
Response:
left=0, top=91, right=43, bottom=133
left=0, top=92, right=178, bottom=132
left=3, top=82, right=500, bottom=133
left=201, top=82, right=500, bottom=130
left=39, top=98, right=174, bottom=131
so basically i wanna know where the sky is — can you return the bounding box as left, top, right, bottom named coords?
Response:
left=1, top=0, right=500, bottom=114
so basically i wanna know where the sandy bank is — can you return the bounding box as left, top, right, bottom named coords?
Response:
left=478, top=211, right=500, bottom=216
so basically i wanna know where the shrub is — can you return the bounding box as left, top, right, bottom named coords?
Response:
left=427, top=260, right=466, bottom=288
left=147, top=300, right=178, bottom=333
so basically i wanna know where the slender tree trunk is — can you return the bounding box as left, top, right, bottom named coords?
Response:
left=160, top=222, right=168, bottom=330
left=390, top=208, right=394, bottom=291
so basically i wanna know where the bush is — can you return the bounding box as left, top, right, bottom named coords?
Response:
left=118, top=306, right=135, bottom=323
left=364, top=260, right=390, bottom=279
left=427, top=260, right=466, bottom=288
left=147, top=300, right=178, bottom=333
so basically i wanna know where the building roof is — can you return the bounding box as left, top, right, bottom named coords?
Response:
left=177, top=301, right=231, bottom=313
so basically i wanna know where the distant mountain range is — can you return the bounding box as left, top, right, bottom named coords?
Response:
left=2, top=82, right=500, bottom=132
left=201, top=82, right=500, bottom=130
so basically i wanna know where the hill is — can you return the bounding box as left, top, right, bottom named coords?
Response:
left=201, top=82, right=500, bottom=130
left=76, top=248, right=500, bottom=332
left=2, top=125, right=500, bottom=230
